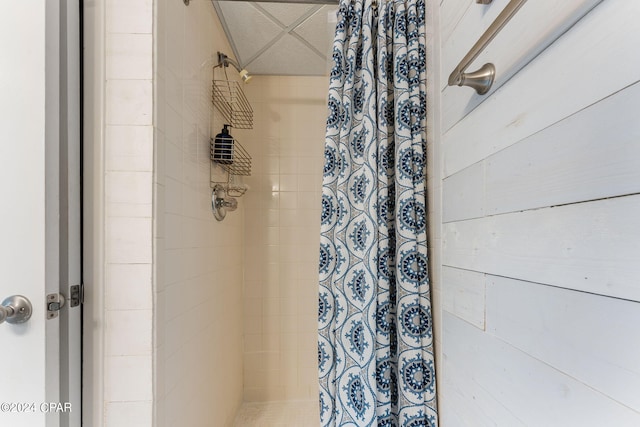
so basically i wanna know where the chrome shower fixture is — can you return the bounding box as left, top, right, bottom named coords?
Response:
left=212, top=184, right=238, bottom=221
left=217, top=52, right=252, bottom=83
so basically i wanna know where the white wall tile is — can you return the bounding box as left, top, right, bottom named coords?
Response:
left=106, top=171, right=153, bottom=205
left=105, top=126, right=154, bottom=172
left=106, top=0, right=153, bottom=34
left=106, top=202, right=153, bottom=219
left=105, top=355, right=153, bottom=401
left=106, top=217, right=152, bottom=264
left=104, top=3, right=329, bottom=422
left=103, top=0, right=155, bottom=422
left=106, top=33, right=153, bottom=80
left=105, top=401, right=153, bottom=427
left=106, top=264, right=153, bottom=310
left=242, top=76, right=326, bottom=402
left=153, top=0, right=245, bottom=423
left=106, top=80, right=153, bottom=125
left=154, top=133, right=167, bottom=186
left=106, top=309, right=153, bottom=356
left=163, top=178, right=183, bottom=215
left=163, top=0, right=185, bottom=78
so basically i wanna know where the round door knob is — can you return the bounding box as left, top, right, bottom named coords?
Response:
left=0, top=295, right=33, bottom=325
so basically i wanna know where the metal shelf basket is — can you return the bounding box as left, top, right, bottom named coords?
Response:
left=210, top=135, right=251, bottom=176
left=212, top=80, right=253, bottom=129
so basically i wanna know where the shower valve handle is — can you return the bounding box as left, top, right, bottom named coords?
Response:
left=221, top=198, right=238, bottom=211
left=212, top=185, right=239, bottom=221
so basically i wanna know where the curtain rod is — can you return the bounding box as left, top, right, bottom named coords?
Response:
left=215, top=0, right=339, bottom=4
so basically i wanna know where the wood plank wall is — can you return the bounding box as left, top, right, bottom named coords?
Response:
left=431, top=0, right=640, bottom=424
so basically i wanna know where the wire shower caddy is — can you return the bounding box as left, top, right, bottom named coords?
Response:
left=209, top=59, right=254, bottom=202
left=209, top=133, right=251, bottom=176
left=211, top=80, right=253, bottom=129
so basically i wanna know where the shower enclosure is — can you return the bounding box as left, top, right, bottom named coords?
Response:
left=86, top=0, right=434, bottom=424
left=152, top=0, right=341, bottom=425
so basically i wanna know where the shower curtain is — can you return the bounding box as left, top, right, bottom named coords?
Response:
left=318, top=0, right=437, bottom=425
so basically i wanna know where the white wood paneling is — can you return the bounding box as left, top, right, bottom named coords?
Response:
left=443, top=0, right=640, bottom=177
left=437, top=396, right=468, bottom=427
left=442, top=161, right=484, bottom=222
left=436, top=0, right=640, bottom=424
left=440, top=0, right=507, bottom=78
left=444, top=312, right=640, bottom=426
left=441, top=0, right=601, bottom=124
left=486, top=275, right=640, bottom=412
left=439, top=0, right=472, bottom=46
left=441, top=266, right=485, bottom=329
left=443, top=80, right=640, bottom=222
left=441, top=353, right=527, bottom=427
left=485, top=81, right=640, bottom=215
left=443, top=195, right=640, bottom=301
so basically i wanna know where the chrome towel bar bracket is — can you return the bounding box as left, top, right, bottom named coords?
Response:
left=448, top=0, right=528, bottom=95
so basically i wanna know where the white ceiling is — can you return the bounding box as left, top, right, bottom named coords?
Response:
left=212, top=1, right=338, bottom=76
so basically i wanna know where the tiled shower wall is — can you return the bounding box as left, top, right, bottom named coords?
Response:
left=154, top=0, right=244, bottom=426
left=240, top=76, right=328, bottom=401
left=102, top=0, right=329, bottom=423
left=103, top=0, right=154, bottom=424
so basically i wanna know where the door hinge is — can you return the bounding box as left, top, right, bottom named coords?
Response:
left=47, top=293, right=66, bottom=320
left=70, top=284, right=83, bottom=307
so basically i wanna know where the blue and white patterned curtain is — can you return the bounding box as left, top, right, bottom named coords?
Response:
left=318, top=0, right=437, bottom=425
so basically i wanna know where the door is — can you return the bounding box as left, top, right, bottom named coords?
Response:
left=0, top=1, right=82, bottom=426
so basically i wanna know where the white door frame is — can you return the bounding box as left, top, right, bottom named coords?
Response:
left=58, top=0, right=82, bottom=425
left=49, top=0, right=83, bottom=425
left=81, top=0, right=106, bottom=425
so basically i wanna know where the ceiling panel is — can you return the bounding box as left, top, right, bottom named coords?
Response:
left=293, top=6, right=336, bottom=58
left=248, top=33, right=328, bottom=75
left=217, top=2, right=283, bottom=64
left=213, top=1, right=338, bottom=76
left=257, top=2, right=317, bottom=27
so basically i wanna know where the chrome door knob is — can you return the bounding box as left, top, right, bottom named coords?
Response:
left=0, top=295, right=33, bottom=325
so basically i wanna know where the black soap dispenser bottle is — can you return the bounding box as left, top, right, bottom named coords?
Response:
left=213, top=124, right=234, bottom=164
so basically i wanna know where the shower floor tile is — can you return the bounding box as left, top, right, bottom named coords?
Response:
left=233, top=400, right=319, bottom=427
